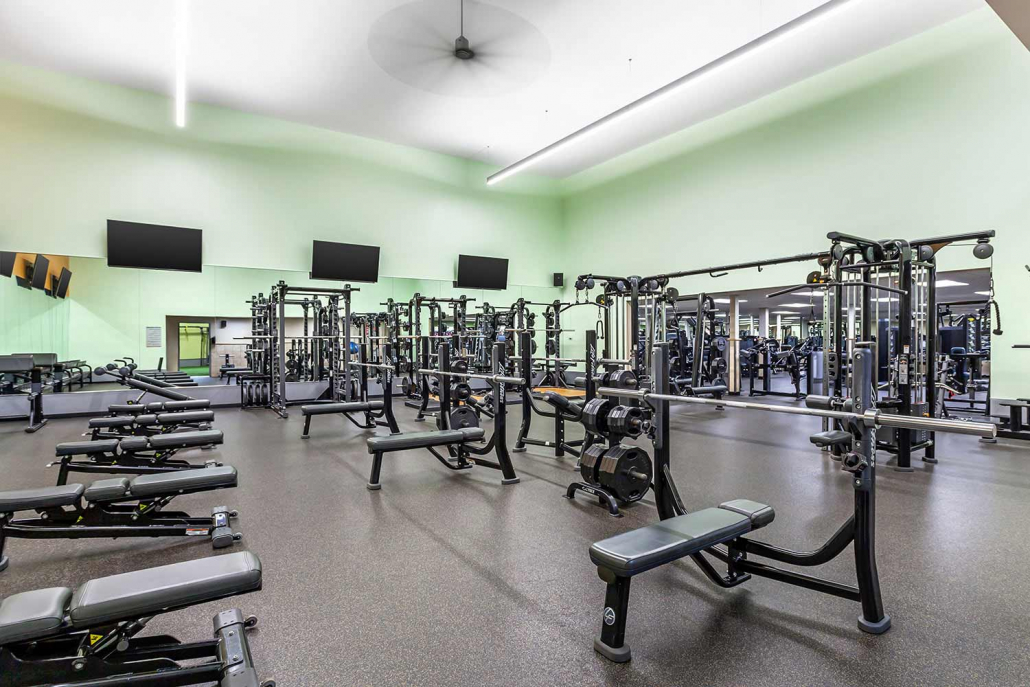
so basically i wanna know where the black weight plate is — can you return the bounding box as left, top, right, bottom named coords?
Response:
left=580, top=443, right=606, bottom=484
left=582, top=398, right=611, bottom=435
left=450, top=406, right=480, bottom=430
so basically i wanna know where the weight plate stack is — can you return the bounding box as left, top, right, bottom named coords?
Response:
left=450, top=406, right=480, bottom=430
left=453, top=383, right=473, bottom=401
left=598, top=444, right=653, bottom=503
left=607, top=405, right=645, bottom=438
left=582, top=398, right=611, bottom=436
left=609, top=369, right=637, bottom=389
left=580, top=443, right=607, bottom=484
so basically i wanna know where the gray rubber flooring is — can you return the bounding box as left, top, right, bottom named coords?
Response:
left=1, top=397, right=1029, bottom=686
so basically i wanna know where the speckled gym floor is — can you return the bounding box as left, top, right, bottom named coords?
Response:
left=2, top=397, right=1029, bottom=687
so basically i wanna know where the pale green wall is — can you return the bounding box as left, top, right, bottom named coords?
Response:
left=561, top=9, right=1030, bottom=399
left=0, top=275, right=69, bottom=359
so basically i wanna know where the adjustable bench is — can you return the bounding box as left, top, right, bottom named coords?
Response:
left=589, top=499, right=774, bottom=662
left=52, top=429, right=225, bottom=485
left=0, top=466, right=243, bottom=572
left=366, top=427, right=490, bottom=490
left=107, top=398, right=212, bottom=416
left=300, top=400, right=393, bottom=438
left=89, top=409, right=215, bottom=438
left=0, top=551, right=272, bottom=686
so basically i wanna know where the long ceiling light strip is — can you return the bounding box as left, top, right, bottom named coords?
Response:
left=175, top=0, right=189, bottom=127
left=486, top=0, right=858, bottom=186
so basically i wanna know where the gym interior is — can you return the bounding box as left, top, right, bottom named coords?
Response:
left=1, top=2, right=1029, bottom=686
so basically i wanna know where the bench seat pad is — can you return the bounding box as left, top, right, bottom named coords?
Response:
left=83, top=478, right=131, bottom=502
left=135, top=410, right=214, bottom=427
left=0, top=484, right=85, bottom=513
left=109, top=404, right=147, bottom=415
left=0, top=587, right=73, bottom=645
left=130, top=466, right=237, bottom=498
left=69, top=551, right=262, bottom=627
left=367, top=427, right=485, bottom=453
left=301, top=401, right=384, bottom=416
left=146, top=399, right=210, bottom=412
left=810, top=430, right=852, bottom=448
left=590, top=501, right=774, bottom=577
left=119, top=429, right=223, bottom=452
left=88, top=416, right=136, bottom=429
left=55, top=439, right=120, bottom=457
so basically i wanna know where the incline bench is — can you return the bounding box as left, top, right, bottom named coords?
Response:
left=0, top=465, right=243, bottom=572
left=0, top=552, right=271, bottom=686
left=589, top=499, right=774, bottom=662
left=366, top=428, right=489, bottom=490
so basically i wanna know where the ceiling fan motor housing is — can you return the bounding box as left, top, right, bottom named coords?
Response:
left=454, top=35, right=474, bottom=59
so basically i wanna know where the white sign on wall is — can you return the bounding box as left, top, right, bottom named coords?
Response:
left=145, top=326, right=162, bottom=348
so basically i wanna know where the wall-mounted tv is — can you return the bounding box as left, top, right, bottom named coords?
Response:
left=107, top=220, right=203, bottom=272
left=0, top=252, right=15, bottom=278
left=55, top=267, right=72, bottom=298
left=456, top=254, right=508, bottom=290
left=30, top=254, right=50, bottom=290
left=310, top=240, right=380, bottom=283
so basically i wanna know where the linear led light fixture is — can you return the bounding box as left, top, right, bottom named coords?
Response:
left=486, top=0, right=859, bottom=185
left=175, top=0, right=189, bottom=127
left=935, top=280, right=968, bottom=288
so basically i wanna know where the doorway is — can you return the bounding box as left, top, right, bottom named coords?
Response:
left=178, top=322, right=211, bottom=376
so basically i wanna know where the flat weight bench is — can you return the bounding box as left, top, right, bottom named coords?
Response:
left=366, top=428, right=488, bottom=490
left=0, top=551, right=272, bottom=686
left=52, top=429, right=225, bottom=485
left=300, top=400, right=386, bottom=438
left=589, top=499, right=774, bottom=662
left=1000, top=401, right=1030, bottom=433
left=0, top=466, right=243, bottom=572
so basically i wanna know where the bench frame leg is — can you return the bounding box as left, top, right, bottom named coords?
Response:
left=301, top=414, right=312, bottom=439
left=367, top=451, right=384, bottom=490
left=595, top=568, right=632, bottom=662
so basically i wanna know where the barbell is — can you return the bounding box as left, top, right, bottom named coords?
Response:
left=416, top=368, right=524, bottom=386
left=596, top=388, right=997, bottom=439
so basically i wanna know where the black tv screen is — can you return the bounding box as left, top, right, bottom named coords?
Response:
left=0, top=252, right=15, bottom=278
left=30, top=254, right=50, bottom=289
left=457, top=254, right=508, bottom=290
left=107, top=220, right=202, bottom=272
left=55, top=267, right=72, bottom=298
left=311, top=240, right=380, bottom=283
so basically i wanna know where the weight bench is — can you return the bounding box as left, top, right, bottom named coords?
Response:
left=107, top=398, right=211, bottom=416
left=0, top=466, right=243, bottom=572
left=300, top=400, right=390, bottom=438
left=89, top=409, right=215, bottom=438
left=1000, top=401, right=1030, bottom=433
left=0, top=551, right=272, bottom=686
left=52, top=429, right=225, bottom=485
left=366, top=427, right=491, bottom=490
left=222, top=367, right=253, bottom=384
left=589, top=499, right=774, bottom=662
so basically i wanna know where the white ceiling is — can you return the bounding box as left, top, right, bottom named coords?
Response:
left=0, top=0, right=984, bottom=180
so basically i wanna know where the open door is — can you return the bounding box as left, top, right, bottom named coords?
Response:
left=178, top=322, right=211, bottom=377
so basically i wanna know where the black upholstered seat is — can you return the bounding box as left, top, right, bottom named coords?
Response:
left=119, top=430, right=223, bottom=453
left=129, top=466, right=237, bottom=498
left=0, top=587, right=73, bottom=645
left=0, top=484, right=85, bottom=513
left=83, top=478, right=131, bottom=502
left=810, top=430, right=852, bottom=448
left=301, top=401, right=384, bottom=416
left=88, top=416, right=135, bottom=429
left=590, top=500, right=774, bottom=577
left=54, top=439, right=120, bottom=457
left=108, top=404, right=147, bottom=415
left=367, top=427, right=485, bottom=453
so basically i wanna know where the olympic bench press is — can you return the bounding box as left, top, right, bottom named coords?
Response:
left=0, top=551, right=273, bottom=686
left=0, top=465, right=242, bottom=573
left=300, top=343, right=402, bottom=438
left=51, top=430, right=225, bottom=485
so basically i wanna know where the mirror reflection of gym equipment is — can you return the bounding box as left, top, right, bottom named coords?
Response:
left=178, top=322, right=211, bottom=377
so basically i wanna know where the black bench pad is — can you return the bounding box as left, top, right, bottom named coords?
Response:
left=0, top=587, right=74, bottom=645
left=302, top=401, right=384, bottom=416
left=65, top=551, right=262, bottom=627
left=130, top=466, right=237, bottom=498
left=810, top=430, right=852, bottom=448
left=108, top=404, right=148, bottom=415
left=89, top=416, right=136, bottom=429
left=83, top=478, right=131, bottom=502
left=55, top=439, right=121, bottom=457
left=135, top=410, right=214, bottom=426
left=0, top=484, right=85, bottom=513
left=367, top=427, right=485, bottom=454
left=145, top=399, right=211, bottom=412
left=590, top=501, right=774, bottom=577
left=119, top=429, right=223, bottom=452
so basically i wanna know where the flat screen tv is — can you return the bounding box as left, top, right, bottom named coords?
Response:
left=310, top=240, right=380, bottom=283
left=107, top=220, right=202, bottom=272
left=55, top=267, right=72, bottom=298
left=30, top=254, right=50, bottom=290
left=456, top=254, right=508, bottom=290
left=0, top=252, right=15, bottom=278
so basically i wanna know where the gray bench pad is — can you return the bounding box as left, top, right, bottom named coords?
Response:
left=55, top=439, right=120, bottom=457
left=590, top=500, right=774, bottom=577
left=69, top=551, right=262, bottom=626
left=119, top=429, right=223, bottom=453
left=367, top=427, right=485, bottom=454
left=0, top=587, right=73, bottom=645
left=0, top=484, right=85, bottom=513
left=810, top=430, right=852, bottom=448
left=302, top=401, right=384, bottom=416
left=130, top=466, right=237, bottom=498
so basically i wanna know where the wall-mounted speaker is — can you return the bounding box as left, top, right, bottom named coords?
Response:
left=220, top=320, right=227, bottom=329
left=0, top=252, right=15, bottom=278
left=553, top=272, right=564, bottom=288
